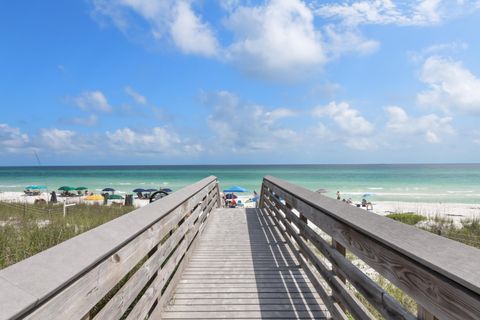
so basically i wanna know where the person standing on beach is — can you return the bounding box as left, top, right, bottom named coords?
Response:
left=336, top=191, right=341, bottom=200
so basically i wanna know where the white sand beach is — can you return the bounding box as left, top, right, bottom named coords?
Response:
left=372, top=201, right=480, bottom=221
left=1, top=191, right=478, bottom=220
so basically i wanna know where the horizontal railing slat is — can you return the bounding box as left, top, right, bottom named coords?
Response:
left=263, top=176, right=480, bottom=295
left=267, top=192, right=415, bottom=319
left=261, top=176, right=480, bottom=320
left=0, top=176, right=217, bottom=320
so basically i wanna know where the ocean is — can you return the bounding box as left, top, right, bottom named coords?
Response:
left=0, top=164, right=479, bottom=203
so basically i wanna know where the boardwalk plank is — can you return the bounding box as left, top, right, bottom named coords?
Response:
left=154, top=208, right=328, bottom=319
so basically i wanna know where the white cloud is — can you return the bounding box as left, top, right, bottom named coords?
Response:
left=202, top=91, right=300, bottom=152
left=0, top=124, right=30, bottom=153
left=38, top=128, right=83, bottom=152
left=323, top=24, right=379, bottom=57
left=106, top=127, right=203, bottom=155
left=417, top=56, right=480, bottom=115
left=91, top=0, right=218, bottom=57
left=225, top=0, right=326, bottom=79
left=385, top=106, right=454, bottom=143
left=74, top=90, right=112, bottom=112
left=315, top=0, right=480, bottom=26
left=170, top=2, right=219, bottom=56
left=408, top=41, right=468, bottom=63
left=313, top=101, right=374, bottom=135
left=124, top=86, right=147, bottom=105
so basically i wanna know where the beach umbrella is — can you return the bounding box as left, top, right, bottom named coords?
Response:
left=76, top=187, right=88, bottom=191
left=145, top=188, right=158, bottom=192
left=108, top=194, right=124, bottom=200
left=225, top=193, right=238, bottom=199
left=58, top=186, right=75, bottom=191
left=162, top=188, right=173, bottom=193
left=316, top=188, right=328, bottom=194
left=102, top=187, right=116, bottom=192
left=133, top=188, right=145, bottom=193
left=26, top=185, right=47, bottom=190
left=85, top=194, right=103, bottom=201
left=223, top=186, right=248, bottom=193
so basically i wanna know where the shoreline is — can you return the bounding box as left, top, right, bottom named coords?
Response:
left=1, top=191, right=479, bottom=220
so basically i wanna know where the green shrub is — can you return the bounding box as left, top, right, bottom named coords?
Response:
left=386, top=212, right=426, bottom=225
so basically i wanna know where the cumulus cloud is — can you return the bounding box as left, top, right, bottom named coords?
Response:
left=106, top=127, right=203, bottom=155
left=74, top=90, right=112, bottom=112
left=170, top=2, right=219, bottom=56
left=315, top=0, right=479, bottom=26
left=37, top=128, right=84, bottom=152
left=202, top=91, right=299, bottom=152
left=91, top=0, right=218, bottom=57
left=417, top=56, right=480, bottom=115
left=91, top=0, right=381, bottom=80
left=0, top=123, right=30, bottom=153
left=224, top=0, right=326, bottom=79
left=385, top=106, right=453, bottom=143
left=313, top=101, right=374, bottom=136
left=311, top=101, right=376, bottom=150
left=124, top=86, right=147, bottom=105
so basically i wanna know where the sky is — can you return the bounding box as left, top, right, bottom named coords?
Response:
left=1, top=0, right=480, bottom=165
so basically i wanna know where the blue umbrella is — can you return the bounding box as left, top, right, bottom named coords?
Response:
left=223, top=186, right=248, bottom=193
left=145, top=188, right=158, bottom=192
left=133, top=188, right=145, bottom=193
left=102, top=188, right=115, bottom=192
left=26, top=185, right=47, bottom=190
left=162, top=188, right=173, bottom=193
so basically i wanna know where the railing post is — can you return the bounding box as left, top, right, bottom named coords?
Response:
left=417, top=305, right=438, bottom=320
left=332, top=239, right=346, bottom=309
left=259, top=184, right=266, bottom=208
left=215, top=181, right=221, bottom=208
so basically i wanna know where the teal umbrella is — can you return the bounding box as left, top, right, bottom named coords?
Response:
left=76, top=187, right=88, bottom=191
left=58, top=186, right=75, bottom=191
left=26, top=185, right=47, bottom=190
left=108, top=194, right=124, bottom=200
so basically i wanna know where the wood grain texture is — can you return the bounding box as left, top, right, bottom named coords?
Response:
left=268, top=191, right=415, bottom=320
left=157, top=208, right=329, bottom=320
left=0, top=177, right=219, bottom=320
left=262, top=177, right=480, bottom=320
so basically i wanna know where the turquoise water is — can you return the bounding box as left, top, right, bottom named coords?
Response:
left=0, top=164, right=479, bottom=203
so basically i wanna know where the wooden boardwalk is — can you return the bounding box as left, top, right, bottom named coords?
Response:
left=161, top=208, right=329, bottom=319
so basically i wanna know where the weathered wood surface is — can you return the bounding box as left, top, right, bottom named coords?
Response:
left=159, top=208, right=329, bottom=319
left=0, top=176, right=219, bottom=320
left=262, top=176, right=480, bottom=320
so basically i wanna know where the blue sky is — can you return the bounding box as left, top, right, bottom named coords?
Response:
left=1, top=0, right=480, bottom=165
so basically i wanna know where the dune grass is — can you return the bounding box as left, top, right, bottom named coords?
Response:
left=385, top=212, right=426, bottom=225
left=0, top=202, right=133, bottom=269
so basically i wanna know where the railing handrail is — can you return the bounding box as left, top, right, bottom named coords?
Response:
left=0, top=176, right=218, bottom=320
left=263, top=175, right=480, bottom=295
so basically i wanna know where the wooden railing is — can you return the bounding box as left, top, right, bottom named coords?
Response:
left=260, top=176, right=480, bottom=320
left=0, top=176, right=220, bottom=320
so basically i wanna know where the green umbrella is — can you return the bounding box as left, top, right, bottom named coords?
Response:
left=58, top=186, right=75, bottom=191
left=76, top=187, right=88, bottom=190
left=108, top=194, right=124, bottom=200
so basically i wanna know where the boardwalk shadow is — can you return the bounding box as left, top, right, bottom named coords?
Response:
left=245, top=208, right=328, bottom=319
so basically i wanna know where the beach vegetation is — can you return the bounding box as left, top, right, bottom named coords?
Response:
left=0, top=202, right=133, bottom=269
left=385, top=212, right=426, bottom=225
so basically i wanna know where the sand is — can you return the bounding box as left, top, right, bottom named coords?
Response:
left=1, top=191, right=478, bottom=220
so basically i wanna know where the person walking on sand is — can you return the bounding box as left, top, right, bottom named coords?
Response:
left=336, top=191, right=341, bottom=200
